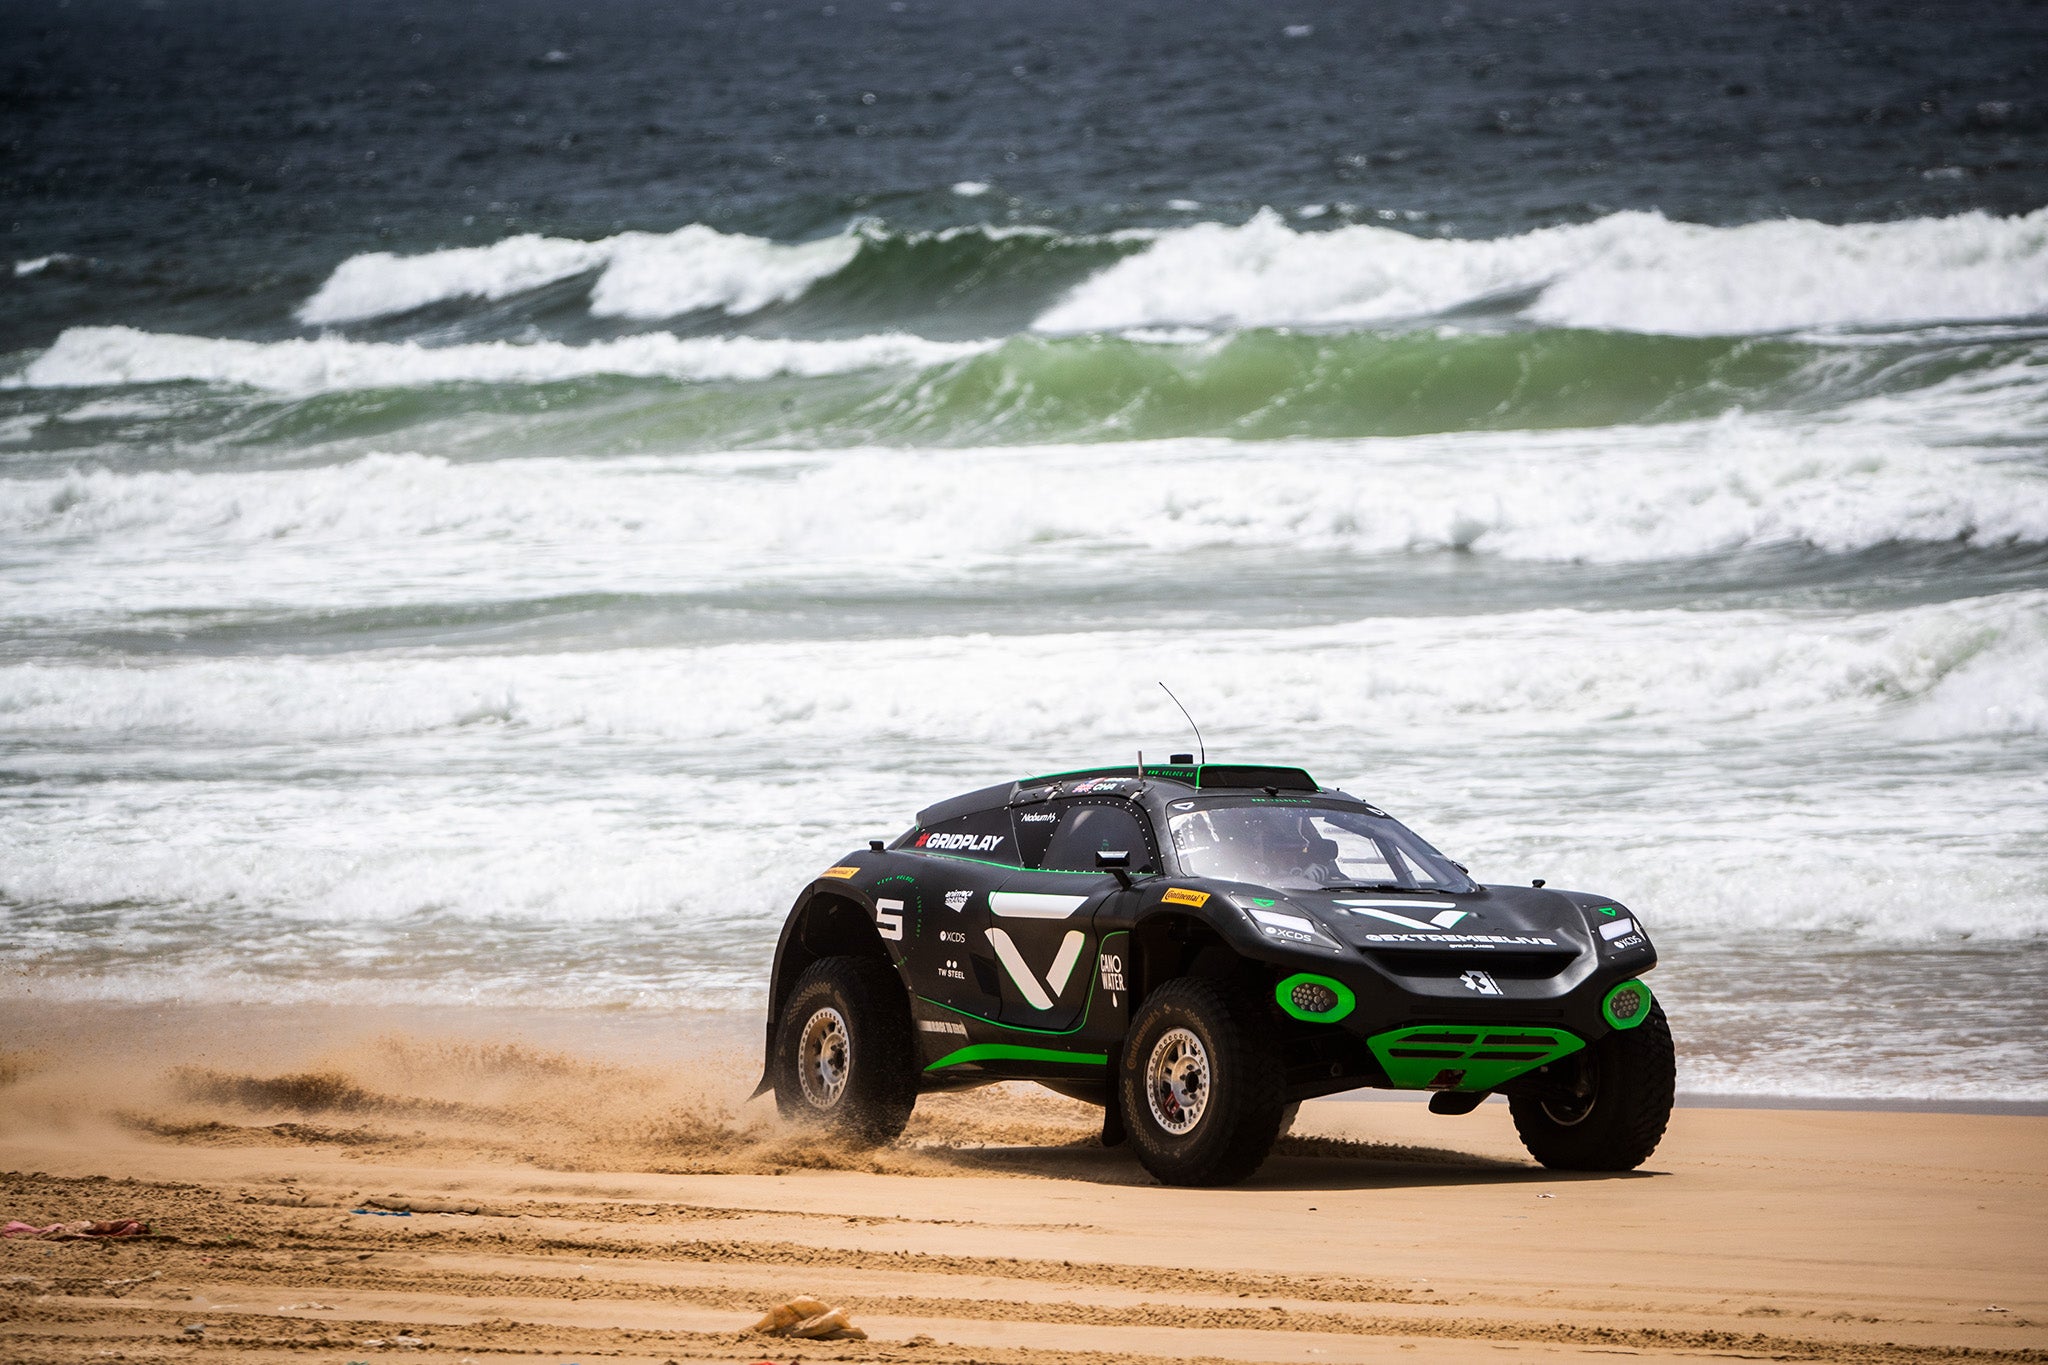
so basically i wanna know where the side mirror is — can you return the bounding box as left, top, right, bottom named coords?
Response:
left=1095, top=849, right=1133, bottom=889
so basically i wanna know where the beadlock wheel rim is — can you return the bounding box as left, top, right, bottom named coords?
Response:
left=1540, top=1049, right=1598, bottom=1126
left=798, top=1006, right=851, bottom=1110
left=1146, top=1026, right=1211, bottom=1135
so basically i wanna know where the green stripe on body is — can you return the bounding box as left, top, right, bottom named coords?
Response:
left=925, top=1042, right=1108, bottom=1071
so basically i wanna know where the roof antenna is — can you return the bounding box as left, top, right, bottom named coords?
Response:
left=1158, top=682, right=1206, bottom=765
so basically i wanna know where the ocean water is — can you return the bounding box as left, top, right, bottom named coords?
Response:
left=4, top=0, right=2046, bottom=1101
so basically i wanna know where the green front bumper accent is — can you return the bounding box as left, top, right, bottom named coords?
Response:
left=1367, top=1025, right=1585, bottom=1092
left=924, top=1042, right=1108, bottom=1072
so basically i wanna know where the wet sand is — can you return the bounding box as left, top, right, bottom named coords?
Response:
left=1, top=1005, right=2042, bottom=1365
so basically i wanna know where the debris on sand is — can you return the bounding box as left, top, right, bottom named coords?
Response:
left=1, top=1219, right=151, bottom=1239
left=359, top=1194, right=485, bottom=1214
left=746, top=1295, right=869, bottom=1340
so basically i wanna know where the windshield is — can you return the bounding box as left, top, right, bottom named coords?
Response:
left=1167, top=801, right=1475, bottom=893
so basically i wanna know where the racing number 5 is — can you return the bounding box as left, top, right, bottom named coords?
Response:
left=875, top=898, right=904, bottom=941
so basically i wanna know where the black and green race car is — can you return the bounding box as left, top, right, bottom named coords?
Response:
left=756, top=760, right=1673, bottom=1186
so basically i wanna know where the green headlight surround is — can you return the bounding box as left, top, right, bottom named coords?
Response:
left=1602, top=978, right=1653, bottom=1031
left=1275, top=972, right=1356, bottom=1024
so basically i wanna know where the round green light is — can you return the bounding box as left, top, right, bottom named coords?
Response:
left=1276, top=972, right=1356, bottom=1023
left=1602, top=979, right=1652, bottom=1031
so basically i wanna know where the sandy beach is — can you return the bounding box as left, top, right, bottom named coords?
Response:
left=2, top=1007, right=2042, bottom=1365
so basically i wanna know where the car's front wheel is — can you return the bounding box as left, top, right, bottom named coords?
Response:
left=1508, top=1000, right=1675, bottom=1171
left=771, top=955, right=918, bottom=1146
left=1118, top=977, right=1287, bottom=1186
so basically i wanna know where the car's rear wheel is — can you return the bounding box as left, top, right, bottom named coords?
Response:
left=1118, top=977, right=1287, bottom=1186
left=1508, top=1000, right=1674, bottom=1171
left=771, top=955, right=918, bottom=1146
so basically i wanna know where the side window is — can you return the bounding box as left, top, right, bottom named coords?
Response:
left=913, top=807, right=1013, bottom=861
left=1038, top=801, right=1157, bottom=873
left=1009, top=803, right=1064, bottom=868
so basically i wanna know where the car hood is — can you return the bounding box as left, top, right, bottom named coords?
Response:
left=1280, top=884, right=1595, bottom=956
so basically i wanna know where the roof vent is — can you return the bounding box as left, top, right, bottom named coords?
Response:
left=1170, top=753, right=1194, bottom=764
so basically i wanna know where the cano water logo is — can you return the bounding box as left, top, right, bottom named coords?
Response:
left=1458, top=970, right=1503, bottom=996
left=1098, top=951, right=1126, bottom=994
left=944, top=889, right=972, bottom=913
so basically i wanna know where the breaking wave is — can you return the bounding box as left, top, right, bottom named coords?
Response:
left=12, top=322, right=2044, bottom=453
left=299, top=224, right=865, bottom=325
left=4, top=591, right=2042, bottom=747
left=15, top=324, right=989, bottom=393
left=1035, top=207, right=2048, bottom=335
left=6, top=417, right=2046, bottom=623
left=289, top=209, right=2048, bottom=339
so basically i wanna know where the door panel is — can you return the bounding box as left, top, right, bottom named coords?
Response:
left=901, top=866, right=1004, bottom=1020
left=985, top=872, right=1099, bottom=1030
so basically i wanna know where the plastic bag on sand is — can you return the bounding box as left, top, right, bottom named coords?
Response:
left=746, top=1296, right=867, bottom=1341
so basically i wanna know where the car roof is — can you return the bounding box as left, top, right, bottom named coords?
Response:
left=915, top=763, right=1319, bottom=826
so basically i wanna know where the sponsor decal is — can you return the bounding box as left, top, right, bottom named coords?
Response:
left=821, top=865, right=860, bottom=880
left=1161, top=886, right=1210, bottom=908
left=1458, top=970, right=1503, bottom=996
left=1250, top=907, right=1316, bottom=935
left=1068, top=778, right=1129, bottom=794
left=1360, top=932, right=1559, bottom=946
left=1428, top=1068, right=1468, bottom=1089
left=1250, top=897, right=1278, bottom=907
left=918, top=831, right=1006, bottom=853
left=1017, top=810, right=1057, bottom=824
left=1098, top=952, right=1126, bottom=993
left=985, top=928, right=1088, bottom=1010
left=938, top=958, right=967, bottom=981
left=1598, top=917, right=1638, bottom=941
left=1612, top=933, right=1645, bottom=949
left=939, top=929, right=966, bottom=944
left=989, top=891, right=1087, bottom=919
left=1337, top=902, right=1470, bottom=932
left=874, top=898, right=904, bottom=941
left=1266, top=926, right=1314, bottom=943
left=917, top=1018, right=969, bottom=1036
left=944, top=889, right=972, bottom=913
left=1594, top=905, right=1620, bottom=916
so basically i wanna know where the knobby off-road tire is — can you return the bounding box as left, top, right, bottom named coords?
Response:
left=1509, top=1000, right=1675, bottom=1171
left=771, top=955, right=918, bottom=1147
left=1118, top=977, right=1287, bottom=1186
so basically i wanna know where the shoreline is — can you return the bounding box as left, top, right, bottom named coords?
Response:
left=6, top=997, right=2040, bottom=1115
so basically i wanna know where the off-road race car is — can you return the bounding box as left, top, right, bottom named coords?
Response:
left=757, top=760, right=1673, bottom=1186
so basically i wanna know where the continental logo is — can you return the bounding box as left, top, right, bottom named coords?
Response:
left=1161, top=886, right=1210, bottom=907
left=821, top=866, right=860, bottom=880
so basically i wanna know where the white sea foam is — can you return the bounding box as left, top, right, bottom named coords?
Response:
left=298, top=224, right=862, bottom=324
left=1035, top=207, right=2048, bottom=336
left=0, top=592, right=2041, bottom=970
left=2, top=591, right=2041, bottom=750
left=13, top=254, right=73, bottom=278
left=13, top=325, right=989, bottom=394
left=5, top=417, right=2044, bottom=619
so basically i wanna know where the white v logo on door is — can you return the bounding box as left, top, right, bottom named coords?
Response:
left=984, top=928, right=1087, bottom=1011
